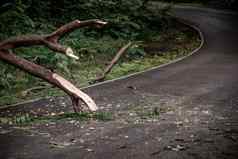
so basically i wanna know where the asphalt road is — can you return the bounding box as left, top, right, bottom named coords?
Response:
left=0, top=6, right=238, bottom=159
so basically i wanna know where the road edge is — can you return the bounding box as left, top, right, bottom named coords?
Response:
left=81, top=16, right=205, bottom=90
left=0, top=16, right=205, bottom=110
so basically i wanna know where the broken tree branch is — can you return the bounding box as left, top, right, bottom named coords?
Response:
left=0, top=19, right=107, bottom=112
left=0, top=50, right=97, bottom=112
left=92, top=42, right=132, bottom=83
left=0, top=19, right=107, bottom=60
left=48, top=19, right=107, bottom=40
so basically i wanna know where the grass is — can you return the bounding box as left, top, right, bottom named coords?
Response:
left=0, top=112, right=113, bottom=125
left=0, top=21, right=200, bottom=106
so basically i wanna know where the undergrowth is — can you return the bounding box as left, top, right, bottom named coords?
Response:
left=0, top=1, right=200, bottom=106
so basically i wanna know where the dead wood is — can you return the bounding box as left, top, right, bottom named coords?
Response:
left=92, top=42, right=132, bottom=83
left=0, top=19, right=107, bottom=112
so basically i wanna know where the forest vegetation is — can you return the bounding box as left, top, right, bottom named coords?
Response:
left=0, top=0, right=203, bottom=106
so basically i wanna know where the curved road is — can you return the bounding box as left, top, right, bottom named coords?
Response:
left=1, top=6, right=238, bottom=159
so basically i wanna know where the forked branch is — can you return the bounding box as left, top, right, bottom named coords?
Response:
left=0, top=19, right=107, bottom=60
left=0, top=19, right=108, bottom=112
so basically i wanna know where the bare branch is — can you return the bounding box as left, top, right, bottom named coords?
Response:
left=0, top=19, right=107, bottom=112
left=0, top=50, right=97, bottom=112
left=48, top=19, right=108, bottom=41
left=0, top=19, right=107, bottom=60
left=92, top=42, right=132, bottom=83
left=0, top=35, right=46, bottom=50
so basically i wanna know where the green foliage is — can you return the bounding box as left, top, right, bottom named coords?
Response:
left=0, top=1, right=31, bottom=39
left=0, top=0, right=173, bottom=105
left=0, top=0, right=170, bottom=39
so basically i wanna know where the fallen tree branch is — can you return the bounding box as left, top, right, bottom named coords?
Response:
left=0, top=50, right=97, bottom=112
left=0, top=19, right=107, bottom=60
left=0, top=19, right=107, bottom=112
left=92, top=42, right=132, bottom=83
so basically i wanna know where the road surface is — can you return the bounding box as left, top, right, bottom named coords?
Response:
left=0, top=6, right=238, bottom=159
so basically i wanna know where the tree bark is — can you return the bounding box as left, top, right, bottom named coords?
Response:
left=92, top=42, right=132, bottom=83
left=0, top=19, right=107, bottom=112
